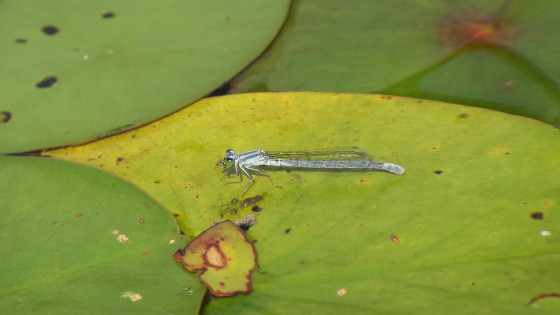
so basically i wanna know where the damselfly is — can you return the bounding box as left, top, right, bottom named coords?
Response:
left=221, top=147, right=405, bottom=194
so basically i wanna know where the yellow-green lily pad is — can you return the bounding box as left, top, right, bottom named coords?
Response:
left=48, top=92, right=560, bottom=313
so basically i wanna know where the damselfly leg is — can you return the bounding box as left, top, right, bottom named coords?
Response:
left=242, top=164, right=280, bottom=190
left=222, top=156, right=280, bottom=195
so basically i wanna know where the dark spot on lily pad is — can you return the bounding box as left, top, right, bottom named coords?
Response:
left=530, top=212, right=544, bottom=220
left=434, top=170, right=443, bottom=174
left=74, top=212, right=83, bottom=218
left=251, top=205, right=262, bottom=212
left=0, top=111, right=12, bottom=123
left=15, top=38, right=27, bottom=43
left=42, top=25, right=59, bottom=35
left=240, top=195, right=263, bottom=208
left=36, top=76, right=58, bottom=88
left=284, top=228, right=291, bottom=234
left=102, top=12, right=116, bottom=19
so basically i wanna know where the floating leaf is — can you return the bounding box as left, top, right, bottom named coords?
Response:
left=0, top=155, right=202, bottom=313
left=231, top=1, right=560, bottom=126
left=48, top=92, right=560, bottom=313
left=174, top=221, right=258, bottom=297
left=0, top=0, right=290, bottom=153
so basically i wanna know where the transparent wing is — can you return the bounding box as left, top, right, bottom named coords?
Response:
left=264, top=147, right=374, bottom=161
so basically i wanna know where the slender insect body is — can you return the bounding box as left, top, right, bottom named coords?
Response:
left=221, top=148, right=405, bottom=194
left=264, top=159, right=388, bottom=170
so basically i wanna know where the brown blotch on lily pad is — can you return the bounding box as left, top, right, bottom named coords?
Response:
left=173, top=221, right=258, bottom=297
left=204, top=245, right=226, bottom=268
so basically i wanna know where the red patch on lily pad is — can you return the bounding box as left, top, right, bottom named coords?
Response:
left=173, top=221, right=258, bottom=297
left=438, top=9, right=516, bottom=48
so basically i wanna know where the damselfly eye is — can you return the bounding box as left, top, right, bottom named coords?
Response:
left=224, top=149, right=236, bottom=159
left=222, top=149, right=236, bottom=164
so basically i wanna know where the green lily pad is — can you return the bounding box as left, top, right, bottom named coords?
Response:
left=0, top=155, right=203, bottom=313
left=0, top=0, right=290, bottom=154
left=174, top=221, right=258, bottom=297
left=231, top=0, right=560, bottom=126
left=48, top=92, right=560, bottom=313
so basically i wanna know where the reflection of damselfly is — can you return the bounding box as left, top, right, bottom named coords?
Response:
left=221, top=147, right=405, bottom=194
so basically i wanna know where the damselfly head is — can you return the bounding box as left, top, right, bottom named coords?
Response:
left=221, top=149, right=236, bottom=170
left=224, top=149, right=236, bottom=161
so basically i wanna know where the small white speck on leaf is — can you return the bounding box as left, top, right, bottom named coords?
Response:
left=121, top=291, right=142, bottom=302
